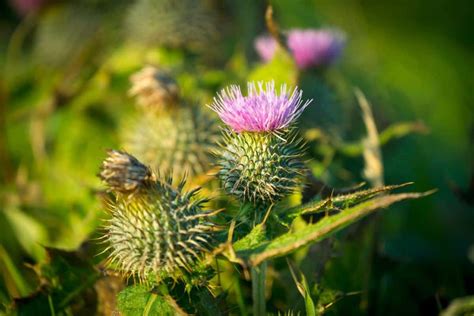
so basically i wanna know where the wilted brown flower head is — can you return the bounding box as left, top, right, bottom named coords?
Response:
left=99, top=150, right=154, bottom=194
left=128, top=65, right=179, bottom=111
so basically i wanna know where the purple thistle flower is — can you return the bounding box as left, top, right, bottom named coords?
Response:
left=254, top=35, right=278, bottom=63
left=287, top=29, right=345, bottom=69
left=254, top=28, right=345, bottom=69
left=210, top=81, right=312, bottom=133
left=9, top=0, right=46, bottom=15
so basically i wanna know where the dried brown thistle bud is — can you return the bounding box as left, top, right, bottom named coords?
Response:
left=128, top=65, right=179, bottom=111
left=99, top=150, right=154, bottom=193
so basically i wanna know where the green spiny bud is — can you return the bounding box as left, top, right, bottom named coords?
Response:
left=99, top=149, right=154, bottom=194
left=218, top=131, right=305, bottom=205
left=124, top=106, right=219, bottom=180
left=103, top=165, right=216, bottom=283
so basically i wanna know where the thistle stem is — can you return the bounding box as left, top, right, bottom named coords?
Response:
left=251, top=261, right=267, bottom=316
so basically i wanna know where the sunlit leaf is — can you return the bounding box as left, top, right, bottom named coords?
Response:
left=239, top=191, right=433, bottom=266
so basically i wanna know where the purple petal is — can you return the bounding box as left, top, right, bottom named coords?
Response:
left=287, top=28, right=345, bottom=69
left=209, top=81, right=312, bottom=132
left=254, top=35, right=278, bottom=62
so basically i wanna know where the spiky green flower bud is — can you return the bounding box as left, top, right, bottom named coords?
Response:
left=100, top=153, right=216, bottom=282
left=124, top=106, right=219, bottom=180
left=219, top=131, right=304, bottom=204
left=210, top=81, right=311, bottom=205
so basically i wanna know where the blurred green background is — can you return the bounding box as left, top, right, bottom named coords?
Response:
left=0, top=0, right=472, bottom=315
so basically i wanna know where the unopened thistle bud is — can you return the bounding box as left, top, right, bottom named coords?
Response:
left=128, top=65, right=179, bottom=111
left=124, top=105, right=219, bottom=180
left=99, top=152, right=216, bottom=282
left=210, top=81, right=312, bottom=204
left=99, top=149, right=154, bottom=194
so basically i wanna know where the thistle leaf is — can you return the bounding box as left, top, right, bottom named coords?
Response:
left=239, top=190, right=434, bottom=266
left=286, top=182, right=414, bottom=219
left=233, top=224, right=266, bottom=252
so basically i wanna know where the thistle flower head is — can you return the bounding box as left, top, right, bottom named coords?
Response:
left=210, top=81, right=312, bottom=133
left=99, top=150, right=154, bottom=194
left=254, top=28, right=345, bottom=70
left=287, top=29, right=345, bottom=69
left=129, top=65, right=179, bottom=111
left=100, top=152, right=217, bottom=283
left=254, top=35, right=278, bottom=62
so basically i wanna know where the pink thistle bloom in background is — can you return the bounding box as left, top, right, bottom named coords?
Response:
left=254, top=28, right=345, bottom=69
left=287, top=29, right=345, bottom=69
left=254, top=35, right=278, bottom=62
left=210, top=81, right=312, bottom=133
left=9, top=0, right=46, bottom=15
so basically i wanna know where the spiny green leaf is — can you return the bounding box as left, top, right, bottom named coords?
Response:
left=233, top=224, right=266, bottom=252
left=14, top=248, right=99, bottom=316
left=240, top=191, right=433, bottom=266
left=285, top=182, right=414, bottom=219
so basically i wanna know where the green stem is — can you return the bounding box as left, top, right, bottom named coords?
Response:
left=251, top=261, right=267, bottom=316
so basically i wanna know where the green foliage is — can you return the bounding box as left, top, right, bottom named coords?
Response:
left=441, top=296, right=474, bottom=316
left=286, top=183, right=415, bottom=218
left=249, top=49, right=298, bottom=87
left=13, top=248, right=99, bottom=316
left=117, top=285, right=177, bottom=316
left=237, top=190, right=432, bottom=266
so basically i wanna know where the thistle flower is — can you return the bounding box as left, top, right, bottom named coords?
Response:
left=287, top=29, right=345, bottom=69
left=128, top=65, right=179, bottom=111
left=99, top=150, right=154, bottom=194
left=100, top=152, right=216, bottom=282
left=210, top=81, right=311, bottom=133
left=254, top=29, right=345, bottom=69
left=254, top=35, right=278, bottom=63
left=210, top=81, right=311, bottom=204
left=9, top=0, right=46, bottom=15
